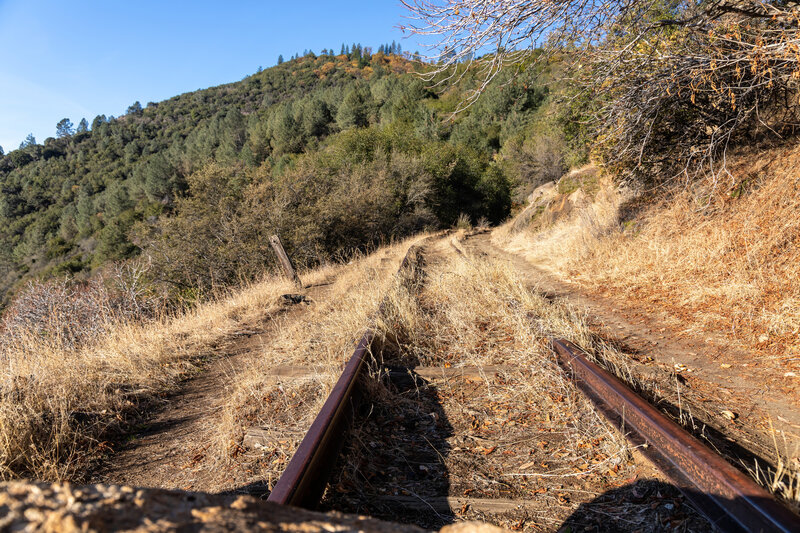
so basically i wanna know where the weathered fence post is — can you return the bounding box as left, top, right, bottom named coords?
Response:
left=269, top=234, right=303, bottom=288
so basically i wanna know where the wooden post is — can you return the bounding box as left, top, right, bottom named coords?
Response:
left=269, top=234, right=303, bottom=288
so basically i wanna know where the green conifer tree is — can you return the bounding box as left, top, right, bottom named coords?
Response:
left=56, top=118, right=74, bottom=138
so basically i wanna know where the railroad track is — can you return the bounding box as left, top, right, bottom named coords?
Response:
left=551, top=340, right=799, bottom=533
left=267, top=239, right=428, bottom=509
left=266, top=241, right=799, bottom=532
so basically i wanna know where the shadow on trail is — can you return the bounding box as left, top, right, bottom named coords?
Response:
left=561, top=479, right=709, bottom=532
left=226, top=362, right=455, bottom=530
left=313, top=243, right=457, bottom=528
left=319, top=358, right=455, bottom=529
left=560, top=478, right=799, bottom=533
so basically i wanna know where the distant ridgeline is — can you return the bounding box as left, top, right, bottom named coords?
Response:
left=0, top=48, right=558, bottom=307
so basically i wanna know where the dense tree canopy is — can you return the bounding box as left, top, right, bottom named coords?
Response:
left=0, top=49, right=560, bottom=306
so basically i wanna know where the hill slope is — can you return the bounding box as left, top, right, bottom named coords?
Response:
left=0, top=51, right=559, bottom=306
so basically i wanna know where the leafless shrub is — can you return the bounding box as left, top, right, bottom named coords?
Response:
left=590, top=2, right=800, bottom=186
left=103, top=258, right=161, bottom=319
left=1, top=278, right=109, bottom=350
left=505, top=133, right=567, bottom=200
left=0, top=259, right=160, bottom=351
left=400, top=0, right=640, bottom=108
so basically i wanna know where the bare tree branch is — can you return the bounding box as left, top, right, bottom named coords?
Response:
left=402, top=0, right=800, bottom=183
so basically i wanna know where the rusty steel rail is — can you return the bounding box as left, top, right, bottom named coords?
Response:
left=267, top=241, right=426, bottom=509
left=551, top=339, right=800, bottom=533
left=267, top=333, right=372, bottom=508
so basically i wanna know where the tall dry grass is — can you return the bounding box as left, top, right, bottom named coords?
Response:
left=493, top=152, right=800, bottom=506
left=325, top=245, right=643, bottom=530
left=496, top=148, right=800, bottom=357
left=214, top=236, right=431, bottom=488
left=222, top=236, right=638, bottom=497
left=380, top=242, right=632, bottom=441
left=0, top=266, right=339, bottom=481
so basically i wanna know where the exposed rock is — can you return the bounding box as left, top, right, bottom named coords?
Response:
left=511, top=181, right=557, bottom=233
left=441, top=524, right=506, bottom=533
left=511, top=167, right=605, bottom=234
left=557, top=166, right=599, bottom=191
left=280, top=294, right=312, bottom=305
left=0, top=482, right=505, bottom=532
left=526, top=181, right=557, bottom=205
left=0, top=482, right=417, bottom=532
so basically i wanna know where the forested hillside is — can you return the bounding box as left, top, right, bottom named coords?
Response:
left=0, top=48, right=570, bottom=306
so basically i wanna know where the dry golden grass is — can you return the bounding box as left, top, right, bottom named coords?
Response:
left=380, top=241, right=633, bottom=450
left=0, top=265, right=352, bottom=481
left=495, top=148, right=800, bottom=358
left=323, top=245, right=652, bottom=530
left=223, top=235, right=640, bottom=505
left=493, top=148, right=800, bottom=506
left=214, top=236, right=432, bottom=488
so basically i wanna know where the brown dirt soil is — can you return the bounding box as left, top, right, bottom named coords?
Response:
left=90, top=280, right=335, bottom=492
left=464, top=231, right=800, bottom=509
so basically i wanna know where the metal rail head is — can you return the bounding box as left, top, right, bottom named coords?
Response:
left=267, top=240, right=429, bottom=509
left=267, top=334, right=372, bottom=508
left=551, top=339, right=800, bottom=533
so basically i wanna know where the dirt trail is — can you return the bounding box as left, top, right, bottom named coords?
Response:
left=461, top=231, right=800, bottom=472
left=91, top=282, right=334, bottom=492
left=326, top=238, right=711, bottom=532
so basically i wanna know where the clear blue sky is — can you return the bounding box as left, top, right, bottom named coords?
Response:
left=0, top=0, right=427, bottom=152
